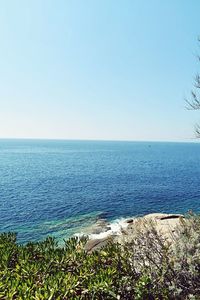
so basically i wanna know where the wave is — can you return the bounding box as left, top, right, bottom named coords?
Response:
left=74, top=217, right=133, bottom=240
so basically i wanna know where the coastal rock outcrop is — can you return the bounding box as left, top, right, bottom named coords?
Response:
left=84, top=213, right=184, bottom=252
left=84, top=237, right=113, bottom=253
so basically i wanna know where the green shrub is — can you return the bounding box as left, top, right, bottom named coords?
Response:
left=0, top=214, right=200, bottom=299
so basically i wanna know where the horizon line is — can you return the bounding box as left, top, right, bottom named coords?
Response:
left=0, top=137, right=198, bottom=143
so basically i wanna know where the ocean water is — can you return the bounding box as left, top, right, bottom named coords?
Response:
left=0, top=139, right=200, bottom=244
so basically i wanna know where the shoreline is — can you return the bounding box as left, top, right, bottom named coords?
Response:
left=83, top=213, right=184, bottom=252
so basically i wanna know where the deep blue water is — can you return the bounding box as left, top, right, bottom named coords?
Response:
left=0, top=139, right=200, bottom=243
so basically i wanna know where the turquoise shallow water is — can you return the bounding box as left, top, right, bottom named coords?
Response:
left=0, top=139, right=200, bottom=243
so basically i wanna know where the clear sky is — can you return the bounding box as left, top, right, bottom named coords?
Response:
left=0, top=0, right=200, bottom=141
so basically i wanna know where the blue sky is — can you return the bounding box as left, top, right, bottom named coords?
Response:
left=0, top=0, right=200, bottom=141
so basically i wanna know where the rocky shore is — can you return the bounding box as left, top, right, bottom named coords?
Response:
left=84, top=213, right=184, bottom=252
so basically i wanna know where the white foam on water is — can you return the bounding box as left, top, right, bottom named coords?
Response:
left=73, top=232, right=87, bottom=239
left=74, top=217, right=133, bottom=240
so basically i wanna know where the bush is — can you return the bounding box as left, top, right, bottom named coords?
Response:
left=121, top=213, right=200, bottom=299
left=0, top=214, right=200, bottom=299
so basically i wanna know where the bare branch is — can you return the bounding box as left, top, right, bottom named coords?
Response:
left=186, top=90, right=200, bottom=110
left=186, top=38, right=200, bottom=138
left=195, top=124, right=200, bottom=137
left=194, top=74, right=200, bottom=88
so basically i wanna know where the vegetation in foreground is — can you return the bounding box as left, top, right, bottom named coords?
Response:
left=0, top=214, right=200, bottom=299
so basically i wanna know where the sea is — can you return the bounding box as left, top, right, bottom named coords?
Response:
left=0, top=139, right=200, bottom=244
